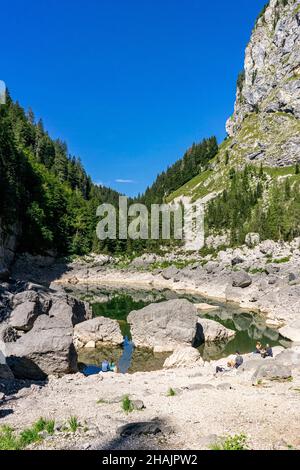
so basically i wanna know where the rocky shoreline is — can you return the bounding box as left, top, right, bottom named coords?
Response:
left=52, top=237, right=300, bottom=343
left=1, top=237, right=300, bottom=450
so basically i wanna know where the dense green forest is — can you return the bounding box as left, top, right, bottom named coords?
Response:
left=0, top=92, right=218, bottom=256
left=138, top=137, right=218, bottom=206
left=206, top=165, right=300, bottom=246
left=0, top=91, right=120, bottom=256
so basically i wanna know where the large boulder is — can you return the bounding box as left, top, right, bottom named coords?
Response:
left=197, top=318, right=236, bottom=343
left=73, top=316, right=123, bottom=349
left=127, top=299, right=199, bottom=352
left=48, top=295, right=92, bottom=327
left=9, top=301, right=39, bottom=331
left=6, top=315, right=78, bottom=380
left=275, top=347, right=300, bottom=369
left=278, top=326, right=300, bottom=344
left=252, top=362, right=292, bottom=383
left=163, top=345, right=203, bottom=369
left=232, top=271, right=252, bottom=288
left=11, top=289, right=52, bottom=315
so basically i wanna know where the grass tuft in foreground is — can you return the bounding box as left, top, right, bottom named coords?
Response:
left=211, top=434, right=248, bottom=451
left=0, top=418, right=56, bottom=450
left=121, top=395, right=134, bottom=413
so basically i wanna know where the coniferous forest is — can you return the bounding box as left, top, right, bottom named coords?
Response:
left=0, top=91, right=218, bottom=256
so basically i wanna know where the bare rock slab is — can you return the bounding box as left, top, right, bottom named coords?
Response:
left=73, top=316, right=123, bottom=349
left=6, top=315, right=78, bottom=380
left=197, top=317, right=236, bottom=343
left=127, top=299, right=199, bottom=352
left=163, top=345, right=203, bottom=369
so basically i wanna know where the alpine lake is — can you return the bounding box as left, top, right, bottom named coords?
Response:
left=63, top=284, right=290, bottom=375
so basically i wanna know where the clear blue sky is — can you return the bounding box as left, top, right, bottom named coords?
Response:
left=1, top=0, right=266, bottom=196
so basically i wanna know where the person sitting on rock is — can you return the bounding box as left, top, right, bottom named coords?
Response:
left=254, top=342, right=262, bottom=354
left=261, top=344, right=273, bottom=358
left=234, top=351, right=243, bottom=369
left=215, top=353, right=242, bottom=374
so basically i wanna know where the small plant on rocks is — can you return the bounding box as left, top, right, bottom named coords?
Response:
left=211, top=433, right=248, bottom=451
left=68, top=416, right=80, bottom=433
left=121, top=395, right=134, bottom=413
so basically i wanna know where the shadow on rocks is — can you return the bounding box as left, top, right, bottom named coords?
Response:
left=93, top=419, right=169, bottom=451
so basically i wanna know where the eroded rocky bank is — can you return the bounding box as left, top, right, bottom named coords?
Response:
left=1, top=237, right=300, bottom=450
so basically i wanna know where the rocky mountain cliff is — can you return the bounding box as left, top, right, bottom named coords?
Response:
left=168, top=0, right=300, bottom=248
left=227, top=0, right=300, bottom=166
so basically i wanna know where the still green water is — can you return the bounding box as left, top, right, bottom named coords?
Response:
left=66, top=285, right=289, bottom=373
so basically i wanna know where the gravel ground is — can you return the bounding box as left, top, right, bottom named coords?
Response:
left=1, top=360, right=300, bottom=451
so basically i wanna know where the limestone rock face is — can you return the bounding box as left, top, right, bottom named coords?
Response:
left=9, top=301, right=39, bottom=332
left=197, top=318, right=236, bottom=343
left=278, top=325, right=300, bottom=343
left=163, top=345, right=204, bottom=369
left=226, top=0, right=300, bottom=166
left=73, top=317, right=123, bottom=349
left=6, top=315, right=78, bottom=380
left=127, top=299, right=199, bottom=352
left=252, top=361, right=292, bottom=382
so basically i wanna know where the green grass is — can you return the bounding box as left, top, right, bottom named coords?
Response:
left=268, top=256, right=291, bottom=264
left=248, top=267, right=266, bottom=274
left=0, top=418, right=56, bottom=450
left=121, top=395, right=134, bottom=413
left=96, top=398, right=108, bottom=405
left=211, top=434, right=248, bottom=451
left=167, top=388, right=177, bottom=397
left=264, top=165, right=296, bottom=178
left=0, top=426, right=22, bottom=450
left=68, top=416, right=80, bottom=433
left=270, top=376, right=293, bottom=383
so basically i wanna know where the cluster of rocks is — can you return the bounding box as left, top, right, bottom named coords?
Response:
left=0, top=281, right=92, bottom=381
left=127, top=299, right=235, bottom=369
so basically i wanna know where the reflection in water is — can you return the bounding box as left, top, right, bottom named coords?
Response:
left=118, top=336, right=134, bottom=373
left=69, top=285, right=290, bottom=373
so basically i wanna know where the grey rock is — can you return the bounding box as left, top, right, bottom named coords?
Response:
left=226, top=0, right=300, bottom=166
left=163, top=345, right=203, bottom=369
left=48, top=295, right=91, bottom=327
left=6, top=315, right=78, bottom=380
left=161, top=266, right=179, bottom=280
left=73, top=316, right=123, bottom=349
left=278, top=326, right=300, bottom=343
left=275, top=348, right=300, bottom=367
left=265, top=265, right=280, bottom=275
left=252, top=362, right=292, bottom=382
left=187, top=383, right=214, bottom=391
left=232, top=271, right=252, bottom=288
left=205, top=262, right=219, bottom=274
left=231, top=256, right=244, bottom=266
left=9, top=301, right=39, bottom=331
left=117, top=421, right=162, bottom=438
left=197, top=318, right=236, bottom=343
left=128, top=299, right=199, bottom=352
left=131, top=400, right=145, bottom=410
